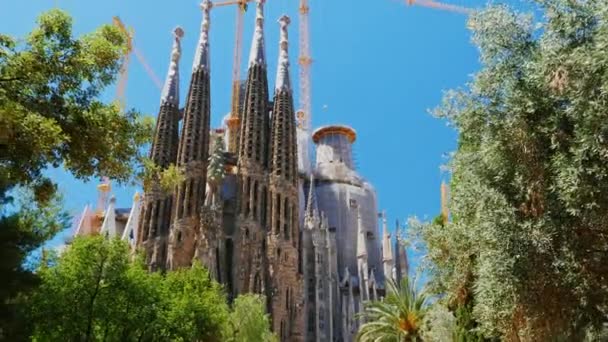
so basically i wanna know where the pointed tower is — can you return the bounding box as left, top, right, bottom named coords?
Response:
left=356, top=207, right=369, bottom=302
left=302, top=175, right=334, bottom=340
left=167, top=0, right=213, bottom=270
left=304, top=173, right=319, bottom=228
left=138, top=27, right=183, bottom=271
left=266, top=14, right=304, bottom=341
left=237, top=0, right=270, bottom=167
left=394, top=219, right=409, bottom=285
left=233, top=0, right=271, bottom=297
left=74, top=205, right=92, bottom=237
left=100, top=196, right=117, bottom=237
left=121, top=192, right=141, bottom=246
left=381, top=211, right=394, bottom=284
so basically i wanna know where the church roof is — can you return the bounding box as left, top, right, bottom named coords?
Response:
left=312, top=125, right=357, bottom=144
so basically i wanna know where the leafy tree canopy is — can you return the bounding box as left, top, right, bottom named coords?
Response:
left=415, top=0, right=608, bottom=340
left=0, top=9, right=153, bottom=203
left=30, top=236, right=231, bottom=342
left=0, top=9, right=152, bottom=339
left=228, top=294, right=277, bottom=342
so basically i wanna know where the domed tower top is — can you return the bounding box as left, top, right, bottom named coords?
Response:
left=312, top=125, right=357, bottom=170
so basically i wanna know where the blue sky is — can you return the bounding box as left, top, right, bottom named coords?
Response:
left=1, top=0, right=489, bottom=256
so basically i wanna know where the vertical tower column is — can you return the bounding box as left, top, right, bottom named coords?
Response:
left=381, top=211, right=395, bottom=284
left=266, top=15, right=304, bottom=341
left=234, top=0, right=270, bottom=297
left=138, top=27, right=184, bottom=271
left=167, top=0, right=213, bottom=270
left=356, top=207, right=369, bottom=302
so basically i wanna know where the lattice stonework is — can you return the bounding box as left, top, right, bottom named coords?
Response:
left=139, top=101, right=180, bottom=271
left=168, top=67, right=212, bottom=269
left=167, top=1, right=213, bottom=271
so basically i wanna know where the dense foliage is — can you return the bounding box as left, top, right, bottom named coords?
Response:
left=0, top=9, right=152, bottom=199
left=0, top=189, right=69, bottom=339
left=228, top=294, right=278, bottom=342
left=0, top=9, right=152, bottom=339
left=31, top=237, right=230, bottom=341
left=29, top=236, right=278, bottom=342
left=415, top=0, right=608, bottom=340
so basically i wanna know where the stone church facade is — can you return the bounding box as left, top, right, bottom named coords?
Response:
left=74, top=1, right=409, bottom=340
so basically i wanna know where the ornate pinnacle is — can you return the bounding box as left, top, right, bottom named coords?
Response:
left=248, top=0, right=266, bottom=67
left=193, top=0, right=212, bottom=71
left=356, top=205, right=367, bottom=258
left=382, top=210, right=393, bottom=262
left=275, top=15, right=291, bottom=91
left=304, top=173, right=320, bottom=229
left=161, top=27, right=184, bottom=105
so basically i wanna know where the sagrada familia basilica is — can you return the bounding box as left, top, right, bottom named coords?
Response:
left=74, top=0, right=409, bottom=340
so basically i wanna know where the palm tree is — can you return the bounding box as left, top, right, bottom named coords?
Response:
left=357, top=276, right=430, bottom=341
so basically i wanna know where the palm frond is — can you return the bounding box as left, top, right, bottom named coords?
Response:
left=357, top=276, right=430, bottom=341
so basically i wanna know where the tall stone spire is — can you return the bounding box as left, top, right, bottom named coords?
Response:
left=233, top=0, right=270, bottom=301
left=168, top=0, right=214, bottom=270
left=238, top=0, right=270, bottom=166
left=138, top=28, right=183, bottom=271
left=248, top=0, right=266, bottom=67
left=381, top=211, right=394, bottom=284
left=275, top=15, right=291, bottom=91
left=160, top=28, right=184, bottom=106
left=266, top=14, right=304, bottom=340
left=192, top=0, right=211, bottom=72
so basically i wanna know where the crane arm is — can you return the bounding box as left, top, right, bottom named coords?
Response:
left=133, top=47, right=163, bottom=90
left=298, top=0, right=312, bottom=130
left=215, top=0, right=251, bottom=10
left=407, top=0, right=471, bottom=14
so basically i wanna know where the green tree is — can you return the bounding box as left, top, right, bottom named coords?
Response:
left=228, top=294, right=277, bottom=342
left=163, top=263, right=230, bottom=342
left=0, top=9, right=152, bottom=338
left=420, top=0, right=608, bottom=339
left=207, top=135, right=226, bottom=186
left=0, top=9, right=152, bottom=198
left=0, top=188, right=69, bottom=339
left=29, top=236, right=231, bottom=341
left=357, top=277, right=430, bottom=342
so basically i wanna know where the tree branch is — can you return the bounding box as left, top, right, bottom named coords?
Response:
left=0, top=77, right=23, bottom=82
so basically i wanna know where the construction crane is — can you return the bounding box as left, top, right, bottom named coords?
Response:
left=214, top=0, right=253, bottom=153
left=112, top=17, right=163, bottom=109
left=297, top=0, right=312, bottom=131
left=406, top=0, right=471, bottom=14
left=294, top=0, right=314, bottom=175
